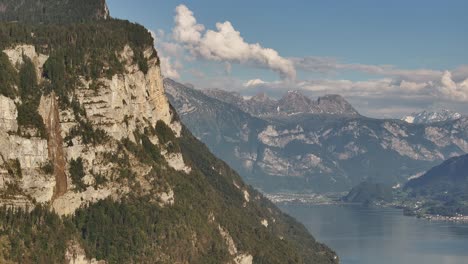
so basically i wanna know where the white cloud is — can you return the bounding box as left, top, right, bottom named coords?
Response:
left=159, top=56, right=180, bottom=79
left=292, top=56, right=468, bottom=102
left=438, top=71, right=468, bottom=101
left=150, top=29, right=182, bottom=79
left=172, top=5, right=296, bottom=80
left=173, top=5, right=204, bottom=44
left=151, top=5, right=468, bottom=117
left=160, top=42, right=183, bottom=56
left=292, top=57, right=443, bottom=83
left=243, top=79, right=267, bottom=87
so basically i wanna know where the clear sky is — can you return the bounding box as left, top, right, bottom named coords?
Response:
left=107, top=0, right=468, bottom=118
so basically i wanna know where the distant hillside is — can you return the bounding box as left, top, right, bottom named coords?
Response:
left=0, top=0, right=109, bottom=24
left=405, top=154, right=468, bottom=197
left=404, top=154, right=468, bottom=216
left=402, top=109, right=462, bottom=124
left=203, top=89, right=360, bottom=117
left=343, top=181, right=393, bottom=204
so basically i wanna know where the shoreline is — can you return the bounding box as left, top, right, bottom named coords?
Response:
left=265, top=192, right=468, bottom=224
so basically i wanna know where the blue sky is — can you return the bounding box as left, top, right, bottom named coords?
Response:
left=107, top=0, right=468, bottom=117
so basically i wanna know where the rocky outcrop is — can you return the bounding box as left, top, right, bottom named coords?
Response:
left=65, top=241, right=105, bottom=264
left=77, top=45, right=173, bottom=141
left=3, top=45, right=48, bottom=80
left=0, top=95, right=53, bottom=206
left=0, top=95, right=17, bottom=132
left=217, top=224, right=253, bottom=264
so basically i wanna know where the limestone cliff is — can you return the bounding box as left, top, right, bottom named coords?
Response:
left=0, top=44, right=188, bottom=215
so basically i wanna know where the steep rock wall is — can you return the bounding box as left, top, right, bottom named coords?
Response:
left=0, top=44, right=189, bottom=215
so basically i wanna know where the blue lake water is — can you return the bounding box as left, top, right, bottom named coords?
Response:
left=279, top=204, right=468, bottom=264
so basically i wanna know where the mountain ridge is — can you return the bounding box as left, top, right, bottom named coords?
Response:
left=203, top=88, right=360, bottom=118
left=166, top=79, right=468, bottom=193
left=402, top=109, right=462, bottom=124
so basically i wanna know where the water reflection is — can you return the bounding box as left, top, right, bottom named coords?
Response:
left=280, top=204, right=468, bottom=264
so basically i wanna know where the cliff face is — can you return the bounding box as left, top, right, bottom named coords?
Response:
left=0, top=43, right=338, bottom=263
left=0, top=2, right=338, bottom=262
left=0, top=44, right=187, bottom=215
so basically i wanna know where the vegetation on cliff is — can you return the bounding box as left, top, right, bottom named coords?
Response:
left=0, top=0, right=109, bottom=24
left=0, top=1, right=337, bottom=263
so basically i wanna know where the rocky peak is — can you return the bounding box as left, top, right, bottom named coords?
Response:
left=402, top=109, right=462, bottom=124
left=250, top=92, right=272, bottom=102
left=200, top=87, right=360, bottom=117
left=203, top=88, right=246, bottom=109
left=317, top=94, right=359, bottom=116
left=277, top=90, right=314, bottom=114
left=280, top=90, right=311, bottom=102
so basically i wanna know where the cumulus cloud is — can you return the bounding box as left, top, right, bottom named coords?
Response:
left=291, top=56, right=468, bottom=103
left=173, top=5, right=204, bottom=44
left=159, top=56, right=181, bottom=79
left=149, top=29, right=182, bottom=79
left=438, top=71, right=468, bottom=101
left=172, top=5, right=296, bottom=80
left=243, top=79, right=267, bottom=87
left=150, top=5, right=468, bottom=117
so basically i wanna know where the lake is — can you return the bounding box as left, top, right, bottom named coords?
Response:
left=279, top=204, right=468, bottom=264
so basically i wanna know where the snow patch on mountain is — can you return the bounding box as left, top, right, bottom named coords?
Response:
left=402, top=109, right=462, bottom=124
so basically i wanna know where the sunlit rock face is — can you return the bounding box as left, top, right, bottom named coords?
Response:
left=0, top=45, right=188, bottom=215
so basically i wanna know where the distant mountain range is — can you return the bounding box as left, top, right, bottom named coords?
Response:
left=165, top=78, right=468, bottom=193
left=402, top=109, right=462, bottom=124
left=203, top=89, right=360, bottom=117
